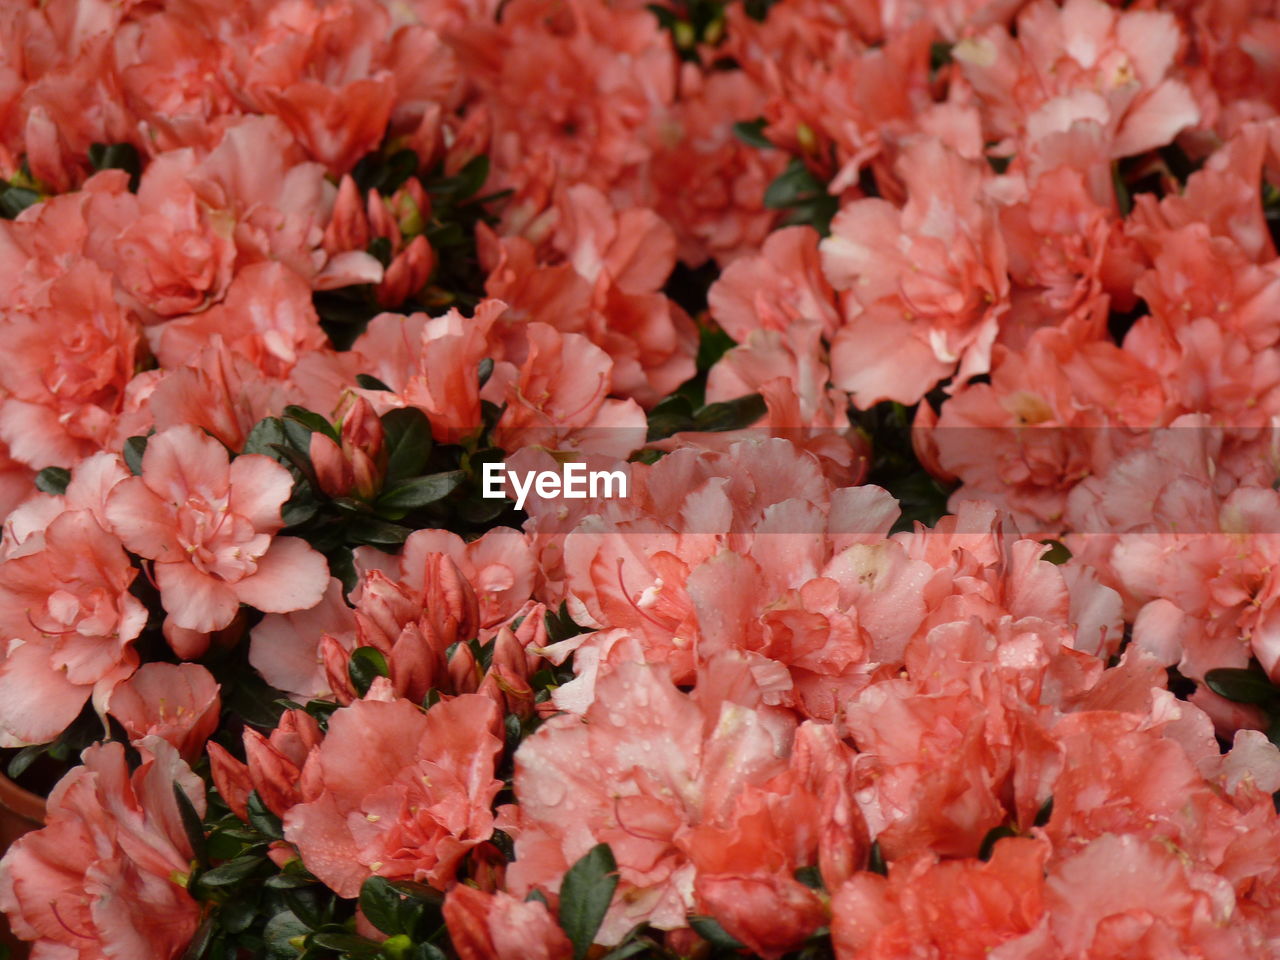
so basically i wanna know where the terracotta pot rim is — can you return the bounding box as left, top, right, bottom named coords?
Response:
left=0, top=773, right=45, bottom=826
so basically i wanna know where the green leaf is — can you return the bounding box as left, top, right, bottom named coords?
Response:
left=688, top=915, right=746, bottom=950
left=764, top=158, right=824, bottom=209
left=284, top=406, right=339, bottom=442
left=303, top=699, right=341, bottom=726
left=646, top=3, right=676, bottom=27
left=477, top=357, right=495, bottom=389
left=377, top=471, right=464, bottom=511
left=978, top=824, right=1019, bottom=861
left=558, top=843, right=618, bottom=960
left=793, top=865, right=823, bottom=890
left=1205, top=667, right=1279, bottom=704
left=6, top=743, right=46, bottom=781
left=270, top=443, right=321, bottom=490
left=599, top=942, right=653, bottom=960
left=356, top=374, right=393, bottom=392
left=88, top=142, right=142, bottom=188
left=263, top=910, right=311, bottom=960
left=178, top=911, right=217, bottom=960
left=0, top=185, right=40, bottom=218
left=242, top=418, right=289, bottom=459
left=247, top=791, right=285, bottom=841
left=732, top=118, right=773, bottom=149
left=695, top=323, right=736, bottom=372
left=221, top=893, right=259, bottom=934
left=280, top=490, right=321, bottom=529
left=368, top=236, right=393, bottom=268
left=123, top=435, right=149, bottom=475
left=1033, top=795, right=1054, bottom=828
left=693, top=393, right=766, bottom=432
left=195, top=854, right=266, bottom=890
left=264, top=873, right=317, bottom=891
left=382, top=150, right=419, bottom=195
left=1039, top=540, right=1071, bottom=565
left=345, top=515, right=413, bottom=548
left=173, top=783, right=208, bottom=869
left=381, top=408, right=433, bottom=484
left=868, top=840, right=887, bottom=876
left=307, top=932, right=384, bottom=957
left=1112, top=161, right=1131, bottom=217
left=382, top=877, right=445, bottom=944
left=645, top=394, right=696, bottom=441
left=348, top=646, right=390, bottom=697
left=34, top=466, right=71, bottom=495
left=359, top=876, right=405, bottom=936
left=430, top=156, right=489, bottom=200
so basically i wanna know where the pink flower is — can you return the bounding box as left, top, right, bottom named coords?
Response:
left=150, top=262, right=331, bottom=381
left=831, top=838, right=1047, bottom=960
left=822, top=137, right=1011, bottom=406
left=208, top=708, right=324, bottom=822
left=104, top=425, right=329, bottom=635
left=0, top=738, right=206, bottom=960
left=106, top=663, right=221, bottom=762
left=148, top=339, right=301, bottom=452
left=685, top=723, right=866, bottom=958
left=352, top=301, right=506, bottom=444
left=648, top=66, right=786, bottom=268
left=490, top=323, right=647, bottom=460
left=453, top=0, right=676, bottom=204
left=284, top=694, right=504, bottom=898
left=113, top=150, right=237, bottom=319
left=954, top=0, right=1200, bottom=157
left=507, top=659, right=795, bottom=945
left=997, top=834, right=1270, bottom=958
left=0, top=259, right=142, bottom=470
left=249, top=577, right=357, bottom=702
left=308, top=395, right=387, bottom=500
left=0, top=503, right=145, bottom=747
left=443, top=885, right=572, bottom=960
left=708, top=226, right=840, bottom=344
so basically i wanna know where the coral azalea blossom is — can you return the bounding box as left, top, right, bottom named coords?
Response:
left=104, top=426, right=327, bottom=636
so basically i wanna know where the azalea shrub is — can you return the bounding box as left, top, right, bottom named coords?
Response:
left=4, top=0, right=1280, bottom=959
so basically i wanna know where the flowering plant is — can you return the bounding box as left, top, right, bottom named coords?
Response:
left=2, top=0, right=1280, bottom=959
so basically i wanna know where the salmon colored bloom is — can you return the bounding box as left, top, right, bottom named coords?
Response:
left=0, top=503, right=144, bottom=747
left=830, top=838, right=1048, bottom=960
left=954, top=0, right=1200, bottom=157
left=284, top=694, right=504, bottom=898
left=822, top=137, right=1011, bottom=406
left=443, top=885, right=572, bottom=960
left=0, top=738, right=206, bottom=960
left=507, top=658, right=795, bottom=945
left=208, top=708, right=325, bottom=822
left=106, top=662, right=221, bottom=763
left=686, top=723, right=867, bottom=958
left=104, top=425, right=329, bottom=635
left=0, top=259, right=141, bottom=470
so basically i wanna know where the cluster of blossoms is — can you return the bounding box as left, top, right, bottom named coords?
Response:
left=1, top=0, right=1280, bottom=959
